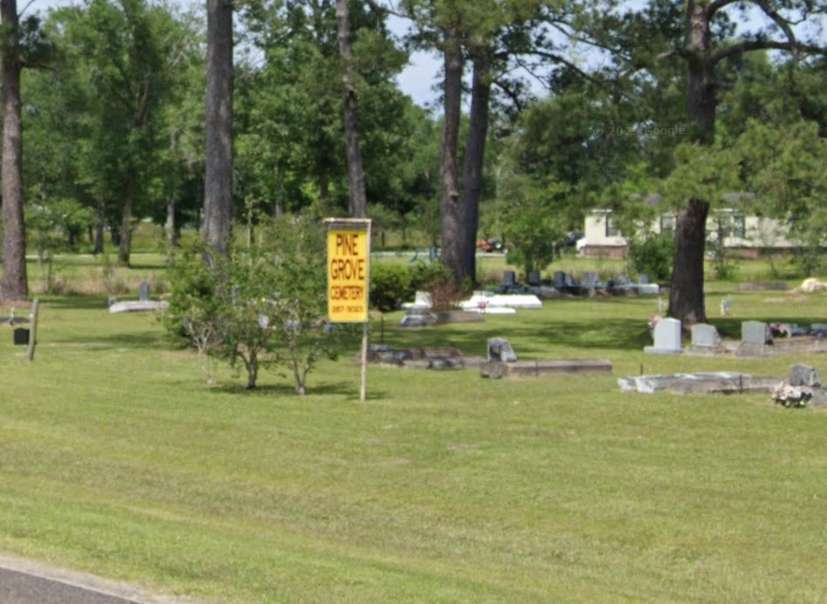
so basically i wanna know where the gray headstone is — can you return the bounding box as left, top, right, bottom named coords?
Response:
left=534, top=286, right=560, bottom=299
left=138, top=281, right=150, bottom=301
left=400, top=313, right=435, bottom=328
left=487, top=337, right=517, bottom=362
left=789, top=364, right=821, bottom=387
left=527, top=271, right=541, bottom=286
left=582, top=272, right=599, bottom=288
left=502, top=271, right=517, bottom=287
left=644, top=318, right=682, bottom=354
left=811, top=323, right=827, bottom=337
left=552, top=271, right=566, bottom=289
left=742, top=320, right=771, bottom=345
left=638, top=273, right=650, bottom=285
left=691, top=323, right=721, bottom=348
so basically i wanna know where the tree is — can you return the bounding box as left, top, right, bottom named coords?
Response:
left=335, top=0, right=367, bottom=217
left=236, top=0, right=410, bottom=220
left=204, top=0, right=233, bottom=255
left=635, top=0, right=827, bottom=323
left=735, top=118, right=827, bottom=273
left=0, top=0, right=47, bottom=299
left=501, top=176, right=566, bottom=277
left=42, top=0, right=186, bottom=266
left=166, top=217, right=350, bottom=393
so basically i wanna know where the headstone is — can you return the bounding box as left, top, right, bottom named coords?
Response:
left=552, top=271, right=566, bottom=289
left=639, top=273, right=650, bottom=285
left=414, top=291, right=432, bottom=308
left=13, top=328, right=29, bottom=346
left=487, top=337, right=517, bottom=362
left=582, top=272, right=599, bottom=288
left=400, top=312, right=436, bottom=328
left=502, top=270, right=517, bottom=288
left=428, top=357, right=463, bottom=370
left=138, top=281, right=150, bottom=301
left=742, top=320, right=771, bottom=345
left=527, top=271, right=541, bottom=286
left=811, top=323, right=827, bottom=337
left=691, top=323, right=721, bottom=348
left=789, top=364, right=821, bottom=387
left=644, top=318, right=682, bottom=354
left=619, top=371, right=779, bottom=395
left=720, top=296, right=731, bottom=317
left=534, top=286, right=560, bottom=299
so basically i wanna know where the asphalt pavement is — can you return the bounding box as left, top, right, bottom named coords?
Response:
left=0, top=567, right=141, bottom=604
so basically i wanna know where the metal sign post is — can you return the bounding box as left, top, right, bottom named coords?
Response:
left=27, top=299, right=40, bottom=362
left=324, top=218, right=371, bottom=401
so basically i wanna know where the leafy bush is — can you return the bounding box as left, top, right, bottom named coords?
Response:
left=410, top=261, right=461, bottom=310
left=628, top=235, right=674, bottom=282
left=410, top=261, right=450, bottom=291
left=27, top=198, right=94, bottom=293
left=501, top=178, right=567, bottom=277
left=165, top=216, right=353, bottom=394
left=370, top=264, right=414, bottom=312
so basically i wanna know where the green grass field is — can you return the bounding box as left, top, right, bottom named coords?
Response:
left=1, top=256, right=827, bottom=602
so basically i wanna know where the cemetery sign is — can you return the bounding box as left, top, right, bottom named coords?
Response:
left=325, top=219, right=371, bottom=323
left=325, top=218, right=372, bottom=402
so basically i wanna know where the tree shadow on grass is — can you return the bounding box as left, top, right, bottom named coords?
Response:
left=40, top=295, right=109, bottom=310
left=378, top=318, right=653, bottom=355
left=210, top=380, right=381, bottom=399
left=50, top=331, right=165, bottom=351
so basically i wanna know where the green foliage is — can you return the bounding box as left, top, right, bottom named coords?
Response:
left=23, top=0, right=201, bottom=258
left=370, top=264, right=414, bottom=313
left=501, top=177, right=567, bottom=277
left=236, top=0, right=415, bottom=216
left=733, top=119, right=827, bottom=276
left=27, top=198, right=94, bottom=292
left=660, top=142, right=741, bottom=211
left=165, top=216, right=351, bottom=393
left=627, top=235, right=673, bottom=282
left=410, top=260, right=450, bottom=292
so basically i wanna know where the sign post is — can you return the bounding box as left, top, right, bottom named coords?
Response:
left=325, top=218, right=371, bottom=401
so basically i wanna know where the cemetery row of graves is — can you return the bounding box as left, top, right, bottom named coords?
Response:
left=2, top=251, right=827, bottom=602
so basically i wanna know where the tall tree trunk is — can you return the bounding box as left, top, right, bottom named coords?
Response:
left=460, top=53, right=492, bottom=286
left=669, top=197, right=709, bottom=323
left=118, top=181, right=133, bottom=266
left=669, top=3, right=715, bottom=324
left=0, top=0, right=28, bottom=301
left=94, top=221, right=104, bottom=254
left=165, top=198, right=178, bottom=247
left=439, top=31, right=465, bottom=286
left=203, top=0, right=233, bottom=256
left=335, top=0, right=367, bottom=218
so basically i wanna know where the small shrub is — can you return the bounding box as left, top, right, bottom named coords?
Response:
left=410, top=261, right=450, bottom=291
left=165, top=217, right=354, bottom=394
left=370, top=264, right=414, bottom=312
left=628, top=235, right=674, bottom=282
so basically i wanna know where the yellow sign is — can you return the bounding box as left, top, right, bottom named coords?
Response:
left=326, top=220, right=371, bottom=323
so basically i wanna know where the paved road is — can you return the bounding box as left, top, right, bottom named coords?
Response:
left=0, top=567, right=140, bottom=604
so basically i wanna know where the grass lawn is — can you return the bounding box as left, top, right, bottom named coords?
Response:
left=1, top=264, right=827, bottom=602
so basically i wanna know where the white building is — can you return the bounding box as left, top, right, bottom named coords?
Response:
left=579, top=205, right=798, bottom=259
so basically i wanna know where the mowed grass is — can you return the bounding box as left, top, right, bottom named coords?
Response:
left=1, top=268, right=827, bottom=601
